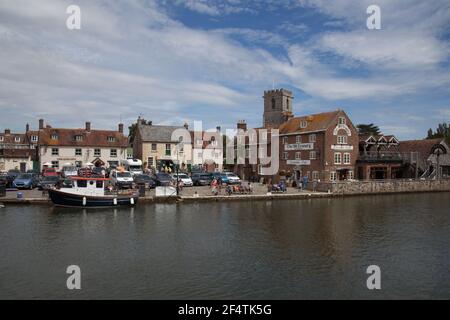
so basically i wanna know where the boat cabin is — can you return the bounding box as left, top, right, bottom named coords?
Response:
left=61, top=177, right=110, bottom=197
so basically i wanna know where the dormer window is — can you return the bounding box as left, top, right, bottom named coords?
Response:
left=31, top=135, right=38, bottom=142
left=74, top=135, right=83, bottom=142
left=51, top=134, right=58, bottom=140
left=107, top=136, right=116, bottom=142
left=15, top=137, right=20, bottom=142
left=300, top=121, right=307, bottom=129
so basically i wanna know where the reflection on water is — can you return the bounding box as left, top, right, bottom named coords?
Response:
left=1, top=193, right=450, bottom=299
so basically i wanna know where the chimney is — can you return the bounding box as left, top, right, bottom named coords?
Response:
left=118, top=123, right=124, bottom=133
left=85, top=122, right=91, bottom=132
left=26, top=123, right=30, bottom=132
left=39, top=119, right=44, bottom=130
left=183, top=122, right=189, bottom=130
left=237, top=120, right=247, bottom=131
left=4, top=129, right=11, bottom=135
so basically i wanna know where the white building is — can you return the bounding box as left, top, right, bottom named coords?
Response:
left=0, top=127, right=37, bottom=172
left=37, top=120, right=128, bottom=171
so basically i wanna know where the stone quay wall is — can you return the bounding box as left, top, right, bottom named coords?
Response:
left=308, top=179, right=450, bottom=195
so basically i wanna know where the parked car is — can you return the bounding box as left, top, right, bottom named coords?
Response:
left=134, top=174, right=156, bottom=189
left=171, top=173, right=193, bottom=187
left=223, top=172, right=241, bottom=185
left=191, top=172, right=213, bottom=186
left=110, top=170, right=134, bottom=189
left=211, top=172, right=230, bottom=185
left=6, top=169, right=21, bottom=187
left=42, top=168, right=58, bottom=177
left=154, top=173, right=173, bottom=186
left=38, top=176, right=60, bottom=190
left=61, top=166, right=78, bottom=178
left=13, top=173, right=39, bottom=189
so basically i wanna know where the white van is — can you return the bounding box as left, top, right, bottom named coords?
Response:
left=120, top=159, right=143, bottom=176
left=110, top=170, right=134, bottom=189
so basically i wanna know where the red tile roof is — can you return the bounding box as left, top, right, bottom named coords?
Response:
left=278, top=110, right=341, bottom=135
left=39, top=127, right=127, bottom=148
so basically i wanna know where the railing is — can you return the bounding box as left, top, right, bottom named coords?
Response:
left=358, top=151, right=418, bottom=162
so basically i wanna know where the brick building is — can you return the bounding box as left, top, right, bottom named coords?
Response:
left=278, top=109, right=359, bottom=183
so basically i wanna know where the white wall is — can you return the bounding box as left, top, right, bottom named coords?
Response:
left=39, top=146, right=127, bottom=170
left=0, top=157, right=33, bottom=172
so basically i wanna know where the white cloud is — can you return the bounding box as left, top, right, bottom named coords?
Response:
left=0, top=0, right=449, bottom=138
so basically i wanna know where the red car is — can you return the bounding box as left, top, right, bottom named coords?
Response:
left=42, top=168, right=58, bottom=177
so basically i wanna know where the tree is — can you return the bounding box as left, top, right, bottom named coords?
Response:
left=426, top=123, right=450, bottom=144
left=356, top=123, right=381, bottom=136
left=128, top=122, right=138, bottom=146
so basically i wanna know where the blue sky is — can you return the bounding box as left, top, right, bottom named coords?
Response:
left=0, top=0, right=449, bottom=139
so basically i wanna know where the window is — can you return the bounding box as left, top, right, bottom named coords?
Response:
left=283, top=152, right=289, bottom=160
left=31, top=135, right=38, bottom=142
left=338, top=117, right=346, bottom=125
left=0, top=136, right=3, bottom=142
left=51, top=161, right=59, bottom=169
left=334, top=153, right=342, bottom=164
left=77, top=180, right=87, bottom=188
left=110, top=149, right=117, bottom=157
left=74, top=135, right=83, bottom=142
left=271, top=97, right=276, bottom=109
left=286, top=98, right=290, bottom=110
left=309, top=134, right=316, bottom=143
left=196, top=139, right=202, bottom=146
left=75, top=148, right=82, bottom=156
left=94, top=149, right=101, bottom=157
left=14, top=136, right=20, bottom=142
left=300, top=121, right=307, bottom=128
left=51, top=148, right=59, bottom=156
left=344, top=153, right=351, bottom=164
left=107, top=136, right=116, bottom=142
left=165, top=144, right=171, bottom=156
left=312, top=171, right=319, bottom=181
left=96, top=181, right=103, bottom=189
left=295, top=152, right=301, bottom=160
left=330, top=172, right=337, bottom=181
left=310, top=151, right=316, bottom=160
left=348, top=170, right=354, bottom=180
left=282, top=136, right=288, bottom=144
left=296, top=135, right=302, bottom=143
left=51, top=134, right=58, bottom=140
left=337, top=136, right=347, bottom=145
left=147, top=157, right=154, bottom=167
left=151, top=143, right=157, bottom=151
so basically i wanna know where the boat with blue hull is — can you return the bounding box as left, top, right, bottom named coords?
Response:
left=48, top=176, right=139, bottom=208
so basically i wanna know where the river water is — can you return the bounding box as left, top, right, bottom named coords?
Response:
left=1, top=193, right=450, bottom=299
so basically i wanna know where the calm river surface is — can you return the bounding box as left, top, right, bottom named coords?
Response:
left=1, top=193, right=450, bottom=299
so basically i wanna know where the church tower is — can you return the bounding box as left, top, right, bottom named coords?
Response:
left=263, top=89, right=294, bottom=128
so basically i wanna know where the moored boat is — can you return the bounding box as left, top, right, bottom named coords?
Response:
left=48, top=176, right=139, bottom=208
